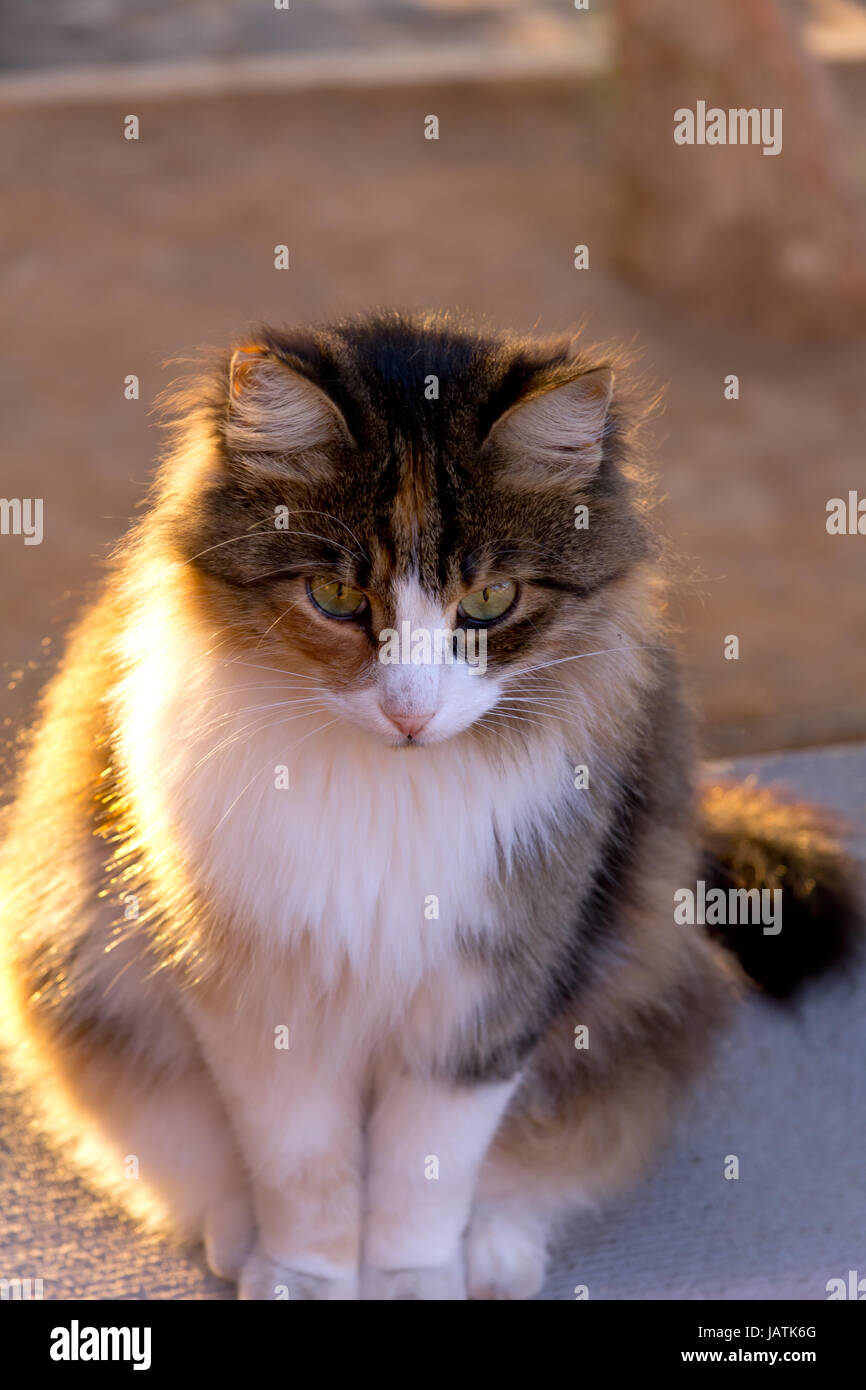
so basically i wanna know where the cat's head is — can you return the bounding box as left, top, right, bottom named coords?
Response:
left=160, top=313, right=655, bottom=748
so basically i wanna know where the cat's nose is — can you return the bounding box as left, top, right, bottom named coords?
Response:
left=384, top=711, right=434, bottom=739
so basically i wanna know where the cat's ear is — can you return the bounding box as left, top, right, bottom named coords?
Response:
left=224, top=345, right=353, bottom=478
left=484, top=367, right=613, bottom=487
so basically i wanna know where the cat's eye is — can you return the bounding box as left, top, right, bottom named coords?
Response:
left=308, top=578, right=368, bottom=620
left=458, top=581, right=518, bottom=624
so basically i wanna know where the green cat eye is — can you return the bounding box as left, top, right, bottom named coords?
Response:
left=308, top=578, right=368, bottom=620
left=458, top=581, right=518, bottom=624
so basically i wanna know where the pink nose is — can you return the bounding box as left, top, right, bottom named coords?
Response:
left=385, top=711, right=434, bottom=739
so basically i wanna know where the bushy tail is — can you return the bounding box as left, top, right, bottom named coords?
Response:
left=700, top=780, right=861, bottom=999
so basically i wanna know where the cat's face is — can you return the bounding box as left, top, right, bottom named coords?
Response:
left=174, top=316, right=649, bottom=748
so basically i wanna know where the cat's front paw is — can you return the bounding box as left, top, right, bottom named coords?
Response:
left=466, top=1204, right=547, bottom=1300
left=238, top=1247, right=358, bottom=1300
left=363, top=1258, right=466, bottom=1301
left=204, top=1191, right=256, bottom=1283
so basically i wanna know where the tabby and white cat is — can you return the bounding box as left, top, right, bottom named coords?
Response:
left=0, top=314, right=854, bottom=1299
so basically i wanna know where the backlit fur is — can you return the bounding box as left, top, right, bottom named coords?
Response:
left=0, top=312, right=850, bottom=1300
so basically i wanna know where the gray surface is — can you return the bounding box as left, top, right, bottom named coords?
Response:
left=0, top=0, right=600, bottom=74
left=1, top=744, right=863, bottom=1300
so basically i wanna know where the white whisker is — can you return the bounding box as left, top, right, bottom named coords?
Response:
left=513, top=643, right=661, bottom=678
left=207, top=715, right=340, bottom=838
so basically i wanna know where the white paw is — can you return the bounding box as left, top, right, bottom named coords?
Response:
left=466, top=1205, right=548, bottom=1300
left=204, top=1192, right=256, bottom=1283
left=238, top=1247, right=358, bottom=1300
left=364, top=1257, right=466, bottom=1301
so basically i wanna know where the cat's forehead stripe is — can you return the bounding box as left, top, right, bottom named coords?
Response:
left=386, top=440, right=451, bottom=592
left=391, top=445, right=429, bottom=558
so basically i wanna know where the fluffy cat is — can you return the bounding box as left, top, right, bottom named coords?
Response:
left=0, top=312, right=856, bottom=1300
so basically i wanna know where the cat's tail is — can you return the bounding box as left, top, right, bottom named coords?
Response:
left=699, top=779, right=861, bottom=999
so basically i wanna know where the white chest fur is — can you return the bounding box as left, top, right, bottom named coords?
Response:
left=116, top=603, right=578, bottom=1008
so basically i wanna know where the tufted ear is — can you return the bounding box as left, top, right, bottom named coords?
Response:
left=484, top=367, right=613, bottom=487
left=225, top=345, right=353, bottom=478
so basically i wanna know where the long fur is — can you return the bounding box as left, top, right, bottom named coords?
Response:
left=0, top=311, right=857, bottom=1300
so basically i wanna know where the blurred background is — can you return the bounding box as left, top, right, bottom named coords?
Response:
left=1, top=0, right=865, bottom=761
